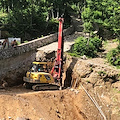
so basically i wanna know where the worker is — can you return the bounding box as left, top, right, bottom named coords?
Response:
left=31, top=65, right=37, bottom=72
left=11, top=39, right=18, bottom=48
left=2, top=39, right=9, bottom=49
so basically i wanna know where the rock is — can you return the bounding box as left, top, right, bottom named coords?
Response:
left=74, top=90, right=79, bottom=94
left=8, top=116, right=11, bottom=119
left=0, top=85, right=4, bottom=89
left=81, top=55, right=87, bottom=60
left=105, top=82, right=111, bottom=89
left=36, top=50, right=46, bottom=61
left=0, top=118, right=6, bottom=120
left=2, top=81, right=8, bottom=88
left=70, top=88, right=74, bottom=91
left=16, top=117, right=29, bottom=120
left=112, top=81, right=120, bottom=91
left=39, top=118, right=44, bottom=120
left=85, top=83, right=93, bottom=90
left=56, top=109, right=60, bottom=113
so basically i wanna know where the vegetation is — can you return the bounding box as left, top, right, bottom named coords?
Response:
left=79, top=0, right=120, bottom=66
left=98, top=71, right=106, bottom=76
left=0, top=0, right=77, bottom=41
left=72, top=36, right=102, bottom=58
left=81, top=0, right=120, bottom=41
left=107, top=45, right=120, bottom=67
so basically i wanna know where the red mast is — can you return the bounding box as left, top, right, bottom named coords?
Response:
left=51, top=18, right=64, bottom=87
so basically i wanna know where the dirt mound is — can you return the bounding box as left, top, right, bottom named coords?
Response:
left=0, top=87, right=88, bottom=120
left=64, top=54, right=120, bottom=120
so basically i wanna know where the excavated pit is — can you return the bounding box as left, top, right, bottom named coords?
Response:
left=0, top=50, right=120, bottom=120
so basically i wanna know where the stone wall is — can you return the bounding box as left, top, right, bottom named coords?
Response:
left=0, top=51, right=36, bottom=86
left=0, top=25, right=74, bottom=60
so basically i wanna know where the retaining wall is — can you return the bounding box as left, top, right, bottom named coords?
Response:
left=0, top=25, right=74, bottom=60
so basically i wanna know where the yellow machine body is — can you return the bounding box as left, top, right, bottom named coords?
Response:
left=23, top=62, right=54, bottom=84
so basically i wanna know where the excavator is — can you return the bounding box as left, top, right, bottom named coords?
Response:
left=23, top=18, right=64, bottom=90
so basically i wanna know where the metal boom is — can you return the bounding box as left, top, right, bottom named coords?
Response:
left=51, top=18, right=64, bottom=87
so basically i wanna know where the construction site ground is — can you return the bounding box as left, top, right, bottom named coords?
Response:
left=0, top=17, right=120, bottom=120
left=0, top=86, right=88, bottom=120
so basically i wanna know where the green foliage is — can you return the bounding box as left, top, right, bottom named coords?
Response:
left=17, top=41, right=21, bottom=45
left=83, top=22, right=93, bottom=33
left=1, top=0, right=120, bottom=43
left=107, top=45, right=120, bottom=67
left=82, top=0, right=120, bottom=39
left=90, top=67, right=93, bottom=72
left=71, top=4, right=79, bottom=12
left=46, top=18, right=59, bottom=33
left=98, top=71, right=106, bottom=76
left=82, top=8, right=92, bottom=22
left=0, top=0, right=72, bottom=41
left=73, top=37, right=96, bottom=57
left=112, top=38, right=119, bottom=42
left=72, top=36, right=102, bottom=57
left=24, top=40, right=28, bottom=43
left=1, top=1, right=48, bottom=41
left=90, top=36, right=102, bottom=50
left=68, top=52, right=80, bottom=57
left=0, top=11, right=8, bottom=26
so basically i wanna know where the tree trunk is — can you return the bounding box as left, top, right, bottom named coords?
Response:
left=56, top=8, right=59, bottom=18
left=86, top=33, right=90, bottom=46
left=51, top=9, right=54, bottom=18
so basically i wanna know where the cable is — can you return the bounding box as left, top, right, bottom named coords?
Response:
left=80, top=84, right=107, bottom=120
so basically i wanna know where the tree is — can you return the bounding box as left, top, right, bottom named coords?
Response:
left=82, top=0, right=120, bottom=40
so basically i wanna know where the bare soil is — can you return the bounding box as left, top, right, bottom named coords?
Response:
left=0, top=86, right=87, bottom=120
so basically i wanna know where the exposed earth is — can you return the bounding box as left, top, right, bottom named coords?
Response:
left=0, top=86, right=89, bottom=120
left=0, top=17, right=120, bottom=120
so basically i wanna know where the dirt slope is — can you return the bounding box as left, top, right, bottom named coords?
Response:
left=0, top=87, right=87, bottom=120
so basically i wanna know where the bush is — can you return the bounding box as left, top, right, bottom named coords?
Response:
left=107, top=45, right=120, bottom=67
left=73, top=36, right=102, bottom=57
left=90, top=36, right=102, bottom=51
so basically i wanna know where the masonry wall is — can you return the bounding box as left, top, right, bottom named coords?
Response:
left=0, top=25, right=74, bottom=60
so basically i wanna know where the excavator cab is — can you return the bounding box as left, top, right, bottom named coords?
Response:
left=29, top=62, right=48, bottom=72
left=23, top=62, right=58, bottom=90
